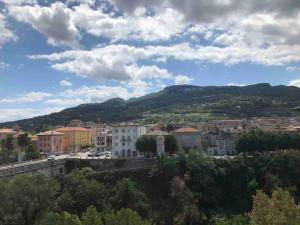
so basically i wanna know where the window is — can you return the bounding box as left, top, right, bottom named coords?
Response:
left=122, top=129, right=125, bottom=133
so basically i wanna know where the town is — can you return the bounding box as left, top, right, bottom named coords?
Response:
left=1, top=117, right=300, bottom=163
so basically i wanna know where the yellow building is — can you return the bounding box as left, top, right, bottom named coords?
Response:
left=55, top=127, right=91, bottom=153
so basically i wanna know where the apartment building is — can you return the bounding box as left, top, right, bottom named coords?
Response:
left=112, top=125, right=146, bottom=158
left=55, top=127, right=91, bottom=153
left=36, top=131, right=64, bottom=156
left=95, top=127, right=111, bottom=152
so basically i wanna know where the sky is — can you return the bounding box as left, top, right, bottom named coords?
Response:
left=1, top=0, right=300, bottom=122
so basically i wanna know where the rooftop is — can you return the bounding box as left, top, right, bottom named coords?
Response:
left=55, top=127, right=90, bottom=132
left=173, top=127, right=200, bottom=133
left=0, top=128, right=17, bottom=134
left=37, top=131, right=64, bottom=136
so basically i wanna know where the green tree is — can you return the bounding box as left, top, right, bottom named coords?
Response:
left=25, top=144, right=40, bottom=160
left=41, top=212, right=82, bottom=225
left=81, top=206, right=103, bottom=225
left=0, top=174, right=59, bottom=225
left=103, top=208, right=151, bottom=225
left=168, top=176, right=202, bottom=225
left=0, top=135, right=15, bottom=163
left=164, top=135, right=178, bottom=154
left=250, top=188, right=300, bottom=225
left=215, top=215, right=248, bottom=225
left=17, top=133, right=30, bottom=151
left=136, top=135, right=157, bottom=155
left=111, top=178, right=150, bottom=217
left=58, top=168, right=108, bottom=214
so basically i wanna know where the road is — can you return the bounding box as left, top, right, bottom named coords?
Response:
left=0, top=152, right=111, bottom=171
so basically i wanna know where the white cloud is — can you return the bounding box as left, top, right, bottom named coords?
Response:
left=0, top=13, right=16, bottom=48
left=0, top=0, right=36, bottom=5
left=29, top=44, right=176, bottom=85
left=227, top=83, right=246, bottom=86
left=45, top=98, right=84, bottom=107
left=286, top=66, right=300, bottom=72
left=0, top=92, right=52, bottom=103
left=60, top=80, right=72, bottom=87
left=174, top=75, right=193, bottom=85
left=72, top=4, right=186, bottom=42
left=0, top=61, right=9, bottom=70
left=0, top=107, right=63, bottom=123
left=289, top=79, right=300, bottom=88
left=9, top=2, right=80, bottom=48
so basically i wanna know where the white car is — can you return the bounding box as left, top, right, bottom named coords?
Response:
left=47, top=155, right=55, bottom=161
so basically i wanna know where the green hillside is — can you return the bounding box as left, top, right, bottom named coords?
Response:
left=2, top=83, right=300, bottom=131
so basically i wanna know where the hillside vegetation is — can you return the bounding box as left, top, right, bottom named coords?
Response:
left=3, top=83, right=300, bottom=131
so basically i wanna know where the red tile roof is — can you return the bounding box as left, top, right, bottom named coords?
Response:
left=0, top=128, right=17, bottom=134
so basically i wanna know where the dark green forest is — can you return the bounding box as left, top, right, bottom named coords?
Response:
left=3, top=83, right=300, bottom=131
left=1, top=150, right=300, bottom=225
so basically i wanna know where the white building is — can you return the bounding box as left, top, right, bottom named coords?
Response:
left=112, top=125, right=146, bottom=158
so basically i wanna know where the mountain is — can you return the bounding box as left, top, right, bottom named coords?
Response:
left=2, top=83, right=300, bottom=131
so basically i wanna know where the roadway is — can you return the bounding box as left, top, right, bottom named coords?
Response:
left=0, top=152, right=110, bottom=171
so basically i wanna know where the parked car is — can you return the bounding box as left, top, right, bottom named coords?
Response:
left=47, top=155, right=55, bottom=161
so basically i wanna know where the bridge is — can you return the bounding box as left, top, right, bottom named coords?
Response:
left=0, top=157, right=156, bottom=178
left=0, top=159, right=66, bottom=178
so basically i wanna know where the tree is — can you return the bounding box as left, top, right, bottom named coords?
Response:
left=111, top=178, right=150, bottom=217
left=136, top=135, right=157, bottom=155
left=214, top=215, right=248, bottom=225
left=103, top=208, right=151, bottom=225
left=25, top=144, right=40, bottom=160
left=0, top=135, right=15, bottom=163
left=0, top=174, right=59, bottom=225
left=81, top=206, right=103, bottom=225
left=168, top=176, right=202, bottom=225
left=41, top=212, right=82, bottom=225
left=17, top=133, right=30, bottom=151
left=42, top=208, right=151, bottom=225
left=58, top=168, right=108, bottom=214
left=164, top=135, right=178, bottom=154
left=250, top=188, right=300, bottom=225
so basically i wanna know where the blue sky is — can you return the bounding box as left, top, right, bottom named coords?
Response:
left=1, top=0, right=300, bottom=122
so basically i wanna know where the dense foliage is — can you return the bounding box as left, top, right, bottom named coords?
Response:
left=235, top=130, right=300, bottom=153
left=0, top=134, right=39, bottom=164
left=3, top=84, right=300, bottom=130
left=1, top=150, right=300, bottom=224
left=136, top=135, right=157, bottom=155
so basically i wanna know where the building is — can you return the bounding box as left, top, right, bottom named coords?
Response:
left=112, top=125, right=146, bottom=158
left=0, top=128, right=20, bottom=141
left=147, top=131, right=168, bottom=156
left=206, top=131, right=235, bottom=156
left=55, top=127, right=91, bottom=154
left=171, top=127, right=202, bottom=152
left=68, top=119, right=84, bottom=127
left=95, top=128, right=111, bottom=152
left=36, top=131, right=64, bottom=156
